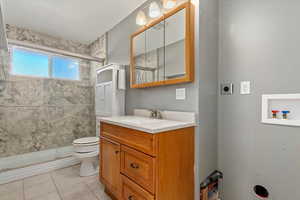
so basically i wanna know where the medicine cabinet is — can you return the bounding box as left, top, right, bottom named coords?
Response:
left=130, top=2, right=194, bottom=88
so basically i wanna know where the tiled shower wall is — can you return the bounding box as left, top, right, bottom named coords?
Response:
left=0, top=25, right=97, bottom=159
left=88, top=34, right=106, bottom=138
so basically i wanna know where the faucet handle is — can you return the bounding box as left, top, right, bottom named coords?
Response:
left=156, top=110, right=163, bottom=119
left=149, top=109, right=157, bottom=118
left=149, top=109, right=163, bottom=119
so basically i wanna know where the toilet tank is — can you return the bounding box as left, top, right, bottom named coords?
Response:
left=95, top=63, right=126, bottom=117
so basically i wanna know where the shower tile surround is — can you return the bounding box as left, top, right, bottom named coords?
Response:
left=6, top=24, right=90, bottom=55
left=0, top=25, right=105, bottom=167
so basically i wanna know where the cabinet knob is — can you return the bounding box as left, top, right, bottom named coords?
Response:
left=130, top=163, right=139, bottom=169
left=115, top=150, right=119, bottom=154
left=128, top=195, right=135, bottom=200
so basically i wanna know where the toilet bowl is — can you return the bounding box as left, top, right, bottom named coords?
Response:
left=73, top=137, right=99, bottom=177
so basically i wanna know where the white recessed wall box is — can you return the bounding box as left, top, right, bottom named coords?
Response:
left=261, top=94, right=300, bottom=126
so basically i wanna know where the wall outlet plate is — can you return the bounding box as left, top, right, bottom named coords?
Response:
left=240, top=81, right=251, bottom=94
left=221, top=83, right=233, bottom=95
left=176, top=88, right=186, bottom=100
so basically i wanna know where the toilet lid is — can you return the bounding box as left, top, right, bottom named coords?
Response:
left=73, top=137, right=99, bottom=145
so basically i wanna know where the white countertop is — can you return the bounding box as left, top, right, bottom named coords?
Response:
left=99, top=110, right=196, bottom=134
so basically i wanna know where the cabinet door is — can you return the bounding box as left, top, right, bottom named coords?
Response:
left=104, top=83, right=112, bottom=115
left=95, top=85, right=105, bottom=115
left=100, top=137, right=121, bottom=198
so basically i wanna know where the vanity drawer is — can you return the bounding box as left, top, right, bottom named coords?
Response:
left=121, top=175, right=154, bottom=200
left=121, top=146, right=155, bottom=194
left=101, top=122, right=157, bottom=156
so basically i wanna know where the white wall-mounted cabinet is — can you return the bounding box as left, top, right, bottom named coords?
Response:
left=95, top=63, right=125, bottom=117
left=261, top=94, right=300, bottom=126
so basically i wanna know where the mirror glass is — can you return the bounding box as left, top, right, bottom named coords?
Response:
left=164, top=8, right=186, bottom=80
left=133, top=32, right=146, bottom=84
left=133, top=21, right=165, bottom=85
left=145, top=21, right=165, bottom=83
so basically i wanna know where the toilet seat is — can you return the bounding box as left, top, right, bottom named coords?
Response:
left=73, top=137, right=99, bottom=153
left=74, top=145, right=98, bottom=153
left=73, top=142, right=98, bottom=146
left=73, top=137, right=99, bottom=145
left=74, top=150, right=99, bottom=159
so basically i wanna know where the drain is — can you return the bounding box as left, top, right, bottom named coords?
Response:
left=254, top=185, right=269, bottom=198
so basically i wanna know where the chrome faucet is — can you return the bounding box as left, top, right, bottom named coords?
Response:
left=150, top=109, right=163, bottom=119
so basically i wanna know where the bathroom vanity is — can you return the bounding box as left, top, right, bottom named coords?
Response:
left=99, top=111, right=195, bottom=200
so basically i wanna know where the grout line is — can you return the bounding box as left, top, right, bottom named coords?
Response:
left=22, top=179, right=25, bottom=200
left=50, top=172, right=63, bottom=200
left=84, top=181, right=101, bottom=200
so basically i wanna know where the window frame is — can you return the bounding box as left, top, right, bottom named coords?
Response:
left=10, top=45, right=81, bottom=81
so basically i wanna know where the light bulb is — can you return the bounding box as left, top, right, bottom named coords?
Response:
left=149, top=2, right=161, bottom=18
left=163, top=0, right=177, bottom=9
left=136, top=10, right=147, bottom=26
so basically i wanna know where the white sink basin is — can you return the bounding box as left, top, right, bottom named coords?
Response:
left=120, top=117, right=162, bottom=125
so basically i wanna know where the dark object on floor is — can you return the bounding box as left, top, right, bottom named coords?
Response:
left=254, top=185, right=269, bottom=198
left=200, top=170, right=223, bottom=200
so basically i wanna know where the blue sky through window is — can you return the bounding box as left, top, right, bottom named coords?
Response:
left=52, top=56, right=79, bottom=80
left=12, top=48, right=49, bottom=77
left=11, top=47, right=80, bottom=80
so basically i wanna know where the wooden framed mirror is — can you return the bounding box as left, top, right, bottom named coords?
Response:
left=130, top=1, right=194, bottom=88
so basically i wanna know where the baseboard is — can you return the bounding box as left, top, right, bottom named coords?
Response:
left=0, top=156, right=80, bottom=185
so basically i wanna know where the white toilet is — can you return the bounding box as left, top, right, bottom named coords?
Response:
left=73, top=137, right=99, bottom=177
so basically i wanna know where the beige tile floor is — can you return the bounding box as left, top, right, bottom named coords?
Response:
left=0, top=165, right=111, bottom=200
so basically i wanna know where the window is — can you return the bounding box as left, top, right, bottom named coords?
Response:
left=11, top=47, right=80, bottom=80
left=52, top=56, right=79, bottom=80
left=12, top=48, right=49, bottom=77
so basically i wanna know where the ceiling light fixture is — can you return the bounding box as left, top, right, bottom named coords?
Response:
left=162, top=0, right=177, bottom=9
left=149, top=2, right=161, bottom=18
left=136, top=10, right=147, bottom=26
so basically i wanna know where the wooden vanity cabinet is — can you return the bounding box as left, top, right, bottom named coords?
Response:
left=100, top=122, right=195, bottom=200
left=100, top=138, right=121, bottom=199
